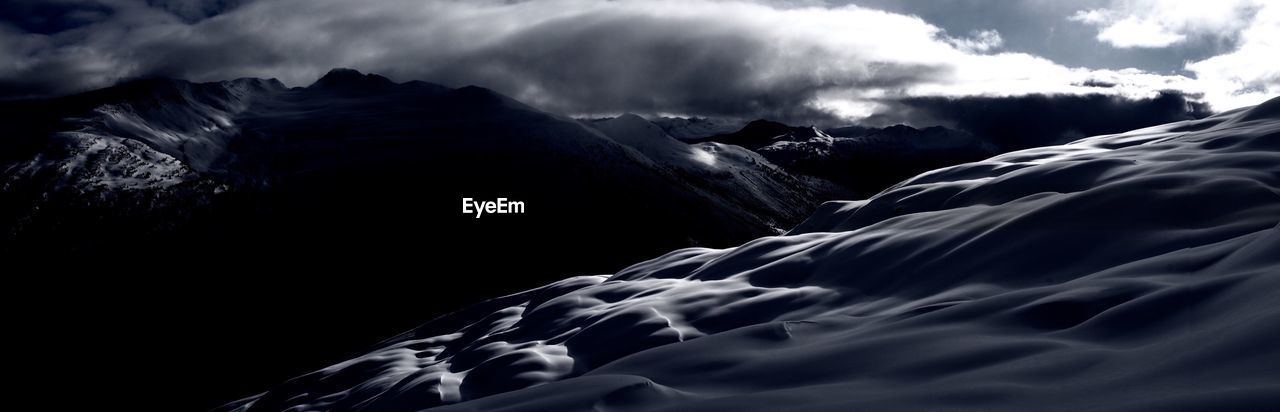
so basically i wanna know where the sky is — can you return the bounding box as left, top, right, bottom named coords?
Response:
left=1, top=0, right=1275, bottom=125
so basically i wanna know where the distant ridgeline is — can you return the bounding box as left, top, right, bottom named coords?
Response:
left=0, top=68, right=847, bottom=271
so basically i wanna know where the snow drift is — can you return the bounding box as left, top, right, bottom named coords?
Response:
left=219, top=98, right=1280, bottom=411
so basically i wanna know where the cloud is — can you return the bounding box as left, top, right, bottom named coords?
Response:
left=145, top=0, right=255, bottom=22
left=1070, top=0, right=1280, bottom=108
left=0, top=1, right=116, bottom=35
left=945, top=29, right=1004, bottom=53
left=1070, top=0, right=1261, bottom=48
left=1184, top=3, right=1280, bottom=110
left=1077, top=13, right=1186, bottom=48
left=872, top=91, right=1213, bottom=150
left=0, top=0, right=1269, bottom=123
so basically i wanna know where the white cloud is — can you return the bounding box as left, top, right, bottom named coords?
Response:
left=1070, top=0, right=1260, bottom=48
left=1094, top=16, right=1186, bottom=48
left=946, top=29, right=1005, bottom=53
left=1185, top=3, right=1280, bottom=109
left=1066, top=0, right=1279, bottom=109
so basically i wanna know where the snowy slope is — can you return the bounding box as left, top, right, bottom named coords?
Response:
left=696, top=118, right=833, bottom=149
left=221, top=97, right=1280, bottom=411
left=650, top=116, right=746, bottom=141
left=589, top=114, right=705, bottom=165
left=589, top=114, right=848, bottom=227
left=756, top=124, right=997, bottom=196
left=1, top=78, right=281, bottom=192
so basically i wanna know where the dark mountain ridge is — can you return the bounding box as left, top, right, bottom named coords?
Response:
left=0, top=68, right=840, bottom=410
left=668, top=117, right=998, bottom=197
left=690, top=118, right=831, bottom=149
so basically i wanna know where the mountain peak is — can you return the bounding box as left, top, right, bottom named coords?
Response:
left=614, top=113, right=648, bottom=122
left=696, top=118, right=829, bottom=149
left=64, top=77, right=193, bottom=107
left=309, top=68, right=396, bottom=91
left=880, top=124, right=919, bottom=133
left=743, top=118, right=789, bottom=129
left=223, top=77, right=288, bottom=92
left=594, top=113, right=665, bottom=136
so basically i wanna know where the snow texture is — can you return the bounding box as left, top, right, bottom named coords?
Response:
left=220, top=98, right=1280, bottom=411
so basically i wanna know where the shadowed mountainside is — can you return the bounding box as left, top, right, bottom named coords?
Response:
left=0, top=68, right=843, bottom=410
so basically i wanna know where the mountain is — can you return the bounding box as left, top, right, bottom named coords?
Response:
left=823, top=124, right=876, bottom=137
left=1, top=68, right=835, bottom=264
left=692, top=118, right=833, bottom=149
left=0, top=69, right=844, bottom=409
left=219, top=97, right=1280, bottom=411
left=649, top=116, right=746, bottom=141
left=681, top=118, right=998, bottom=197
left=598, top=117, right=1000, bottom=198
left=756, top=124, right=998, bottom=196
left=588, top=114, right=848, bottom=227
left=307, top=68, right=398, bottom=92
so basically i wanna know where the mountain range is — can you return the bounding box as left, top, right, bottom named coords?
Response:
left=1, top=69, right=846, bottom=267
left=215, top=94, right=1280, bottom=412
left=1, top=69, right=851, bottom=409
left=3, top=69, right=1271, bottom=411
left=0, top=68, right=1014, bottom=269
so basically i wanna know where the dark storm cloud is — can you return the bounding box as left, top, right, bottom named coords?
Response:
left=0, top=0, right=248, bottom=33
left=146, top=0, right=256, bottom=22
left=416, top=13, right=947, bottom=124
left=872, top=91, right=1213, bottom=150
left=0, top=0, right=1263, bottom=122
left=0, top=0, right=273, bottom=99
left=0, top=0, right=972, bottom=123
left=0, top=1, right=115, bottom=34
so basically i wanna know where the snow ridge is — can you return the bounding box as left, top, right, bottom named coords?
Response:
left=222, top=99, right=1280, bottom=411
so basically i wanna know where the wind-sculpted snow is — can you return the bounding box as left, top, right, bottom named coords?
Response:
left=222, top=99, right=1280, bottom=411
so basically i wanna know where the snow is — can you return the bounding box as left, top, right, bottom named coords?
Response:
left=589, top=114, right=778, bottom=176
left=589, top=114, right=701, bottom=165
left=650, top=116, right=746, bottom=141
left=74, top=77, right=281, bottom=173
left=588, top=114, right=849, bottom=230
left=3, top=131, right=196, bottom=191
left=220, top=98, right=1280, bottom=411
left=2, top=78, right=284, bottom=195
left=5, top=69, right=847, bottom=276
